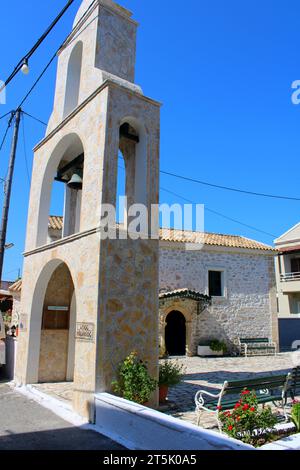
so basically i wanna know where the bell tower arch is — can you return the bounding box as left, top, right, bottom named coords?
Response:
left=15, top=0, right=161, bottom=419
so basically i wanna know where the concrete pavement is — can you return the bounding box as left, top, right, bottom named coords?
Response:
left=0, top=382, right=124, bottom=450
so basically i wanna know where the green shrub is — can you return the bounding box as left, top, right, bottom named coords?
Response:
left=159, top=360, right=185, bottom=387
left=219, top=389, right=277, bottom=446
left=210, top=339, right=227, bottom=353
left=112, top=352, right=157, bottom=405
left=291, top=401, right=300, bottom=432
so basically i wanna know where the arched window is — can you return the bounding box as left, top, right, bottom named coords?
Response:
left=37, top=134, right=84, bottom=247
left=63, top=42, right=83, bottom=118
left=117, top=120, right=147, bottom=230
left=116, top=151, right=126, bottom=224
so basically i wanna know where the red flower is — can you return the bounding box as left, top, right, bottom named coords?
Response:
left=243, top=404, right=250, bottom=411
left=234, top=403, right=241, bottom=409
left=228, top=425, right=233, bottom=431
left=250, top=407, right=255, bottom=412
left=236, top=416, right=241, bottom=421
left=217, top=406, right=222, bottom=411
left=242, top=390, right=250, bottom=395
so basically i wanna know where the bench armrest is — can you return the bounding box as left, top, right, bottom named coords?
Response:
left=195, top=389, right=223, bottom=412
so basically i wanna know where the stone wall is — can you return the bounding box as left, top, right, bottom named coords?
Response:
left=39, top=330, right=69, bottom=382
left=159, top=244, right=277, bottom=351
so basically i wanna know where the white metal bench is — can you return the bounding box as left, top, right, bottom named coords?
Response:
left=237, top=337, right=277, bottom=357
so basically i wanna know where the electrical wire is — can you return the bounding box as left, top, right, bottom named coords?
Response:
left=15, top=0, right=99, bottom=111
left=161, top=170, right=300, bottom=202
left=0, top=0, right=76, bottom=94
left=22, top=111, right=47, bottom=127
left=0, top=112, right=14, bottom=152
left=117, top=162, right=276, bottom=238
left=160, top=186, right=276, bottom=238
left=0, top=112, right=12, bottom=121
left=17, top=53, right=57, bottom=110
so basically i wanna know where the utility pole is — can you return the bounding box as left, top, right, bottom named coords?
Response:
left=0, top=109, right=21, bottom=282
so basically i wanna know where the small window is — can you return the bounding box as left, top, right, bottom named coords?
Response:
left=209, top=270, right=224, bottom=297
left=291, top=258, right=300, bottom=273
left=289, top=294, right=300, bottom=314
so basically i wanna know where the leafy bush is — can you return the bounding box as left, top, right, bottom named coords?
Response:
left=159, top=360, right=185, bottom=387
left=210, top=339, right=227, bottom=353
left=219, top=389, right=277, bottom=446
left=291, top=401, right=300, bottom=432
left=112, top=352, right=157, bottom=405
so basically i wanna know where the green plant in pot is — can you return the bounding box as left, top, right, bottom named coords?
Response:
left=159, top=360, right=185, bottom=403
left=210, top=339, right=228, bottom=354
left=112, top=352, right=157, bottom=405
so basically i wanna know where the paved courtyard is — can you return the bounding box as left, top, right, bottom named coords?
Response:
left=5, top=353, right=296, bottom=439
left=165, top=353, right=295, bottom=430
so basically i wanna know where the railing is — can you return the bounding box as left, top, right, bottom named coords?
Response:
left=280, top=272, right=300, bottom=282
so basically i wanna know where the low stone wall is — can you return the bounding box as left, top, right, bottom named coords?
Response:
left=94, top=393, right=254, bottom=450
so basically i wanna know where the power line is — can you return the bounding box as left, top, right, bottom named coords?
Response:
left=0, top=0, right=76, bottom=94
left=118, top=161, right=276, bottom=238
left=0, top=112, right=12, bottom=121
left=14, top=0, right=99, bottom=111
left=22, top=111, right=47, bottom=127
left=17, top=53, right=58, bottom=110
left=160, top=187, right=276, bottom=239
left=0, top=113, right=14, bottom=152
left=161, top=170, right=300, bottom=202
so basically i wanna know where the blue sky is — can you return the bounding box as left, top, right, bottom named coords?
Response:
left=0, top=0, right=300, bottom=280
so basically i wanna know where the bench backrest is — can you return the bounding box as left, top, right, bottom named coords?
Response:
left=291, top=367, right=300, bottom=388
left=240, top=338, right=270, bottom=344
left=224, top=374, right=288, bottom=396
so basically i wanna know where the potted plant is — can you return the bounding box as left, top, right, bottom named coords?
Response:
left=112, top=352, right=157, bottom=405
left=159, top=360, right=185, bottom=403
left=197, top=339, right=227, bottom=357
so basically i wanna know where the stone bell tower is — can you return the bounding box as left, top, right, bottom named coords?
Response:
left=15, top=0, right=160, bottom=419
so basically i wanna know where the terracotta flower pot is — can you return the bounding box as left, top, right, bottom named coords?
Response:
left=159, top=385, right=169, bottom=403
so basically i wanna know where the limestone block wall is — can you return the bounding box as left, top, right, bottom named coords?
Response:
left=39, top=330, right=69, bottom=383
left=159, top=244, right=277, bottom=349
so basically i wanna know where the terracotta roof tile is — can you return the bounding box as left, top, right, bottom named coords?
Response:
left=159, top=228, right=276, bottom=252
left=9, top=279, right=22, bottom=293
left=48, top=215, right=63, bottom=230
left=47, top=216, right=275, bottom=251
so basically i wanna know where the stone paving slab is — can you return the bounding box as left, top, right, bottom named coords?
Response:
left=163, top=353, right=295, bottom=431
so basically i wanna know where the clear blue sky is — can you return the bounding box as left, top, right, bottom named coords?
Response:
left=0, top=0, right=300, bottom=281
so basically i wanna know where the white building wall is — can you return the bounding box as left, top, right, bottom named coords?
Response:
left=159, top=245, right=276, bottom=348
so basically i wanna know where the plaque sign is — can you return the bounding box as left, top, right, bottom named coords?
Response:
left=76, top=322, right=95, bottom=342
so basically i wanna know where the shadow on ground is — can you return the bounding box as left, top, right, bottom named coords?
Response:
left=0, top=426, right=123, bottom=451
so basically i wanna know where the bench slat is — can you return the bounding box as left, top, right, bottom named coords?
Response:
left=205, top=394, right=283, bottom=411
left=226, top=375, right=288, bottom=389
left=240, top=338, right=270, bottom=344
